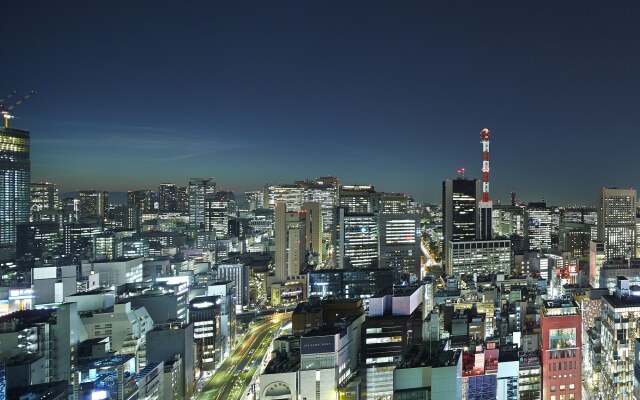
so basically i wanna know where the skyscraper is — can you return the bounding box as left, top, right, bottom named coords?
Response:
left=30, top=182, right=59, bottom=222
left=598, top=187, right=637, bottom=261
left=442, top=178, right=480, bottom=271
left=78, top=190, right=108, bottom=223
left=333, top=206, right=378, bottom=270
left=188, top=178, right=216, bottom=229
left=0, top=127, right=30, bottom=259
left=159, top=183, right=178, bottom=212
left=274, top=201, right=307, bottom=281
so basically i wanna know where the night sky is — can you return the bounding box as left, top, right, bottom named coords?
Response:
left=4, top=1, right=640, bottom=205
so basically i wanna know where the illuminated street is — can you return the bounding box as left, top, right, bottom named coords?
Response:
left=197, top=312, right=291, bottom=400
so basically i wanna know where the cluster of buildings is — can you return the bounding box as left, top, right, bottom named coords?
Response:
left=4, top=121, right=640, bottom=400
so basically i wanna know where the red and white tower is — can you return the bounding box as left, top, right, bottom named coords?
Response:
left=478, top=128, right=492, bottom=240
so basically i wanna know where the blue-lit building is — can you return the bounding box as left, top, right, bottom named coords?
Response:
left=0, top=127, right=30, bottom=260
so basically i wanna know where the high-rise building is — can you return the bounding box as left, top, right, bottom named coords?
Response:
left=378, top=213, right=421, bottom=279
left=159, top=183, right=178, bottom=212
left=338, top=185, right=375, bottom=213
left=30, top=182, right=59, bottom=222
left=176, top=186, right=189, bottom=212
left=540, top=299, right=582, bottom=400
left=334, top=207, right=378, bottom=270
left=274, top=201, right=307, bottom=281
left=78, top=190, right=108, bottom=223
left=189, top=178, right=216, bottom=229
left=204, top=196, right=228, bottom=237
left=526, top=202, right=552, bottom=251
left=601, top=277, right=640, bottom=399
left=302, top=201, right=323, bottom=264
left=128, top=189, right=155, bottom=213
left=377, top=192, right=409, bottom=214
left=0, top=127, right=30, bottom=259
left=442, top=178, right=480, bottom=272
left=598, top=187, right=637, bottom=261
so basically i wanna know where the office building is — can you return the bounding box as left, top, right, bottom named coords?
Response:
left=379, top=213, right=421, bottom=279
left=598, top=187, right=637, bottom=260
left=216, top=263, right=249, bottom=308
left=334, top=207, right=378, bottom=270
left=189, top=296, right=221, bottom=366
left=339, top=184, right=375, bottom=213
left=540, top=299, right=581, bottom=400
left=189, top=178, right=216, bottom=229
left=442, top=178, right=480, bottom=272
left=447, top=239, right=511, bottom=276
left=30, top=182, right=59, bottom=222
left=128, top=189, right=155, bottom=213
left=78, top=190, right=108, bottom=223
left=204, top=196, right=229, bottom=237
left=275, top=201, right=307, bottom=281
left=307, top=268, right=395, bottom=301
left=526, top=202, right=552, bottom=251
left=16, top=221, right=59, bottom=260
left=159, top=183, right=178, bottom=212
left=302, top=201, right=323, bottom=263
left=0, top=127, right=30, bottom=259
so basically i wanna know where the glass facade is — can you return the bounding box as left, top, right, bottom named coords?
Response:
left=0, top=128, right=30, bottom=255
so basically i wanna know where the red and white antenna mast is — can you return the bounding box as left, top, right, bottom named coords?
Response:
left=480, top=128, right=491, bottom=202
left=479, top=128, right=492, bottom=240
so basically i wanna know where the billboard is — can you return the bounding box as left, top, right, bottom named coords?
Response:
left=300, top=335, right=335, bottom=355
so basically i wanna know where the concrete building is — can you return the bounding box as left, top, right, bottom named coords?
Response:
left=78, top=189, right=108, bottom=223
left=30, top=182, right=59, bottom=222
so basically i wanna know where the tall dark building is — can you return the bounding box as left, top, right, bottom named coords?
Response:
left=78, top=190, right=108, bottom=223
left=442, top=178, right=479, bottom=269
left=159, top=183, right=178, bottom=212
left=0, top=127, right=30, bottom=259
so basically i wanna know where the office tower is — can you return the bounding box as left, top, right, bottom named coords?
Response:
left=61, top=197, right=79, bottom=223
left=217, top=263, right=249, bottom=308
left=63, top=222, right=102, bottom=259
left=274, top=201, right=307, bottom=281
left=16, top=221, right=59, bottom=260
left=264, top=183, right=305, bottom=210
left=147, top=322, right=195, bottom=399
left=442, top=178, right=480, bottom=271
left=78, top=190, right=108, bottom=222
left=301, top=179, right=337, bottom=236
left=159, top=183, right=178, bottom=212
left=128, top=189, right=155, bottom=213
left=204, top=196, right=228, bottom=237
left=377, top=192, right=409, bottom=214
left=30, top=182, right=59, bottom=222
left=492, top=205, right=525, bottom=238
left=0, top=127, right=30, bottom=259
left=189, top=296, right=221, bottom=366
left=338, top=184, right=375, bottom=213
left=302, top=201, right=323, bottom=263
left=176, top=186, right=188, bottom=212
left=601, top=277, right=640, bottom=399
left=307, top=268, right=395, bottom=300
left=526, top=202, right=552, bottom=251
left=598, top=187, right=637, bottom=260
left=244, top=190, right=264, bottom=210
left=334, top=206, right=378, bottom=269
left=540, top=299, right=582, bottom=400
left=188, top=178, right=216, bottom=229
left=379, top=213, right=421, bottom=279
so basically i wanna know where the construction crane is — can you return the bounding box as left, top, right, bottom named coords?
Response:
left=0, top=90, right=35, bottom=128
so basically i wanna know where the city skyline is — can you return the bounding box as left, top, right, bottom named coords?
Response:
left=5, top=1, right=640, bottom=204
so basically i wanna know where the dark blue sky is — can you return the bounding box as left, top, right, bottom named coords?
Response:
left=4, top=1, right=640, bottom=204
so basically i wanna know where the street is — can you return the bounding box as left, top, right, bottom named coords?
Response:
left=196, top=312, right=291, bottom=400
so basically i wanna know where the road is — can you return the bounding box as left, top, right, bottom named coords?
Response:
left=197, top=312, right=291, bottom=400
